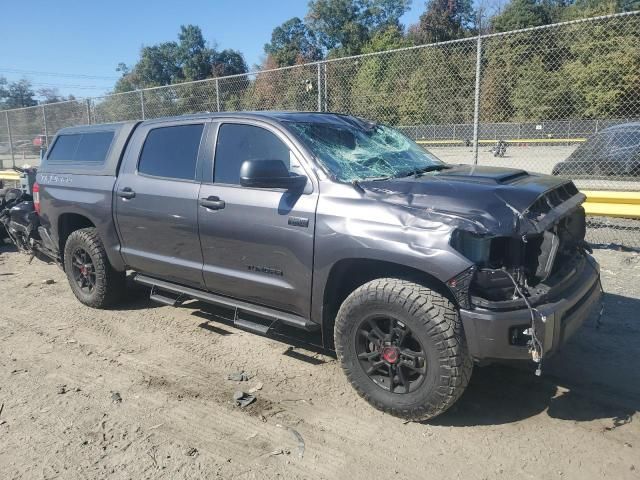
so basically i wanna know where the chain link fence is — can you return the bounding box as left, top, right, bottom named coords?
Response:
left=1, top=11, right=639, bottom=247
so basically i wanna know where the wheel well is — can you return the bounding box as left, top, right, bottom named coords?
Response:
left=321, top=258, right=454, bottom=350
left=58, top=213, right=95, bottom=260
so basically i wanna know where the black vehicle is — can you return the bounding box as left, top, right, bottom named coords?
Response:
left=17, top=112, right=601, bottom=421
left=552, top=122, right=640, bottom=178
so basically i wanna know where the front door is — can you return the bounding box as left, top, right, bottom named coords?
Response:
left=198, top=121, right=318, bottom=317
left=114, top=120, right=207, bottom=288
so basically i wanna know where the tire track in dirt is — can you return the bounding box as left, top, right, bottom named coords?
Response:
left=1, top=246, right=639, bottom=479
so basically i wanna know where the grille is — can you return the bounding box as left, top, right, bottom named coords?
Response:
left=527, top=183, right=579, bottom=220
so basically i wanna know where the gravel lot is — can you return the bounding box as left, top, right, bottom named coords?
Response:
left=0, top=243, right=639, bottom=479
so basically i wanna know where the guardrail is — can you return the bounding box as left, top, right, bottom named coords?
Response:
left=582, top=191, right=640, bottom=219
left=415, top=138, right=588, bottom=145
left=0, top=169, right=20, bottom=182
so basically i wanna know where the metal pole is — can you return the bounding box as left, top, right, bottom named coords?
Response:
left=215, top=78, right=220, bottom=112
left=86, top=98, right=92, bottom=125
left=317, top=63, right=321, bottom=112
left=5, top=111, right=15, bottom=168
left=139, top=90, right=146, bottom=120
left=42, top=105, right=49, bottom=148
left=323, top=63, right=327, bottom=112
left=472, top=32, right=483, bottom=165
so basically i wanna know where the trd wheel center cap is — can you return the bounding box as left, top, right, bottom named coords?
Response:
left=381, top=346, right=399, bottom=364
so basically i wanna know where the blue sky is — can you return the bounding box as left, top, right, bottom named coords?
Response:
left=0, top=0, right=423, bottom=99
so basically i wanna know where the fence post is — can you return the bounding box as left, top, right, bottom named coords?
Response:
left=215, top=78, right=221, bottom=112
left=139, top=90, right=146, bottom=120
left=317, top=63, right=322, bottom=112
left=472, top=32, right=483, bottom=165
left=85, top=99, right=92, bottom=125
left=42, top=105, right=49, bottom=148
left=323, top=63, right=328, bottom=112
left=5, top=111, right=15, bottom=168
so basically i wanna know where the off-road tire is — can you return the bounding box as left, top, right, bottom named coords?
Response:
left=63, top=228, right=125, bottom=308
left=334, top=278, right=472, bottom=421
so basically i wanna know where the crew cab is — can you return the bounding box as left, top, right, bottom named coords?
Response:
left=28, top=112, right=601, bottom=420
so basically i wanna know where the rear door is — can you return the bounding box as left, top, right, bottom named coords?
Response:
left=198, top=120, right=318, bottom=317
left=114, top=119, right=208, bottom=288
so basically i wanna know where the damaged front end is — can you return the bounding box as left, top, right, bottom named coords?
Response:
left=448, top=182, right=602, bottom=369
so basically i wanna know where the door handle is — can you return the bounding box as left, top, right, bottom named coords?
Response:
left=117, top=187, right=136, bottom=199
left=199, top=196, right=225, bottom=210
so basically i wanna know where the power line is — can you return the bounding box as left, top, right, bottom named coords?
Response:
left=0, top=67, right=119, bottom=80
left=30, top=82, right=112, bottom=91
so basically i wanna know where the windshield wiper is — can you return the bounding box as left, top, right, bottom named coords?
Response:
left=398, top=164, right=450, bottom=178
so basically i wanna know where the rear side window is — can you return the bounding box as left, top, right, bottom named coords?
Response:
left=214, top=124, right=291, bottom=184
left=138, top=124, right=204, bottom=180
left=47, top=131, right=114, bottom=163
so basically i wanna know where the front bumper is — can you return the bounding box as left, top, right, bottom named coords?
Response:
left=460, top=254, right=601, bottom=361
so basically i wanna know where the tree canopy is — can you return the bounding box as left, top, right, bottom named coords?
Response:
left=0, top=77, right=37, bottom=110
left=113, top=25, right=248, bottom=93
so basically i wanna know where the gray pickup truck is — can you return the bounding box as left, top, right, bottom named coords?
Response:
left=26, top=112, right=600, bottom=420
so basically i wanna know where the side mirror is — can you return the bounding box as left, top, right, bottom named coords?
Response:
left=239, top=159, right=307, bottom=190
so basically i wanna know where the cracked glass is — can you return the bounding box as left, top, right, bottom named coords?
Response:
left=287, top=121, right=443, bottom=182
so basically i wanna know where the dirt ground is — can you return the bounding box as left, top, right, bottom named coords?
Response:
left=0, top=244, right=639, bottom=480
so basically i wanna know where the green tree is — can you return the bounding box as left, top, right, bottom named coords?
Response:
left=264, top=17, right=322, bottom=67
left=306, top=0, right=411, bottom=56
left=491, top=0, right=551, bottom=32
left=113, top=25, right=248, bottom=93
left=562, top=0, right=640, bottom=19
left=212, top=49, right=249, bottom=77
left=408, top=0, right=476, bottom=44
left=361, top=24, right=411, bottom=53
left=179, top=25, right=215, bottom=81
left=0, top=78, right=37, bottom=109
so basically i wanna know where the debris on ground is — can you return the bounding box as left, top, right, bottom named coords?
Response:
left=248, top=382, right=263, bottom=393
left=267, top=449, right=290, bottom=457
left=23, top=282, right=32, bottom=288
left=184, top=447, right=198, bottom=457
left=277, top=424, right=305, bottom=459
left=41, top=279, right=55, bottom=285
left=232, top=391, right=256, bottom=408
left=288, top=428, right=305, bottom=459
left=57, top=384, right=68, bottom=395
left=227, top=371, right=251, bottom=382
left=111, top=392, right=122, bottom=404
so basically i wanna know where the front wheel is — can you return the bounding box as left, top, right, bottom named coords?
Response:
left=334, top=278, right=472, bottom=421
left=63, top=228, right=125, bottom=308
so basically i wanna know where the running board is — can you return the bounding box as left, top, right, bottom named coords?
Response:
left=133, top=274, right=318, bottom=332
left=149, top=292, right=180, bottom=306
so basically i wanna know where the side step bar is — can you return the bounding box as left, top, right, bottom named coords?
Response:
left=134, top=274, right=319, bottom=332
left=149, top=290, right=181, bottom=307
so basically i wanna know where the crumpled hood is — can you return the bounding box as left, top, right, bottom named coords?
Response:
left=359, top=165, right=584, bottom=236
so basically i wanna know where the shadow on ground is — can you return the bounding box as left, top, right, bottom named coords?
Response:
left=434, top=291, right=640, bottom=427
left=188, top=288, right=640, bottom=427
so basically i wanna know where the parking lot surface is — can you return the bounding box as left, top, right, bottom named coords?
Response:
left=0, top=245, right=639, bottom=479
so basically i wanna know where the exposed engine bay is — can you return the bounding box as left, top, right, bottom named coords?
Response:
left=452, top=206, right=587, bottom=304
left=449, top=181, right=599, bottom=372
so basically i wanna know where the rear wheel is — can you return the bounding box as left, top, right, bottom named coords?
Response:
left=334, top=278, right=472, bottom=421
left=63, top=228, right=125, bottom=308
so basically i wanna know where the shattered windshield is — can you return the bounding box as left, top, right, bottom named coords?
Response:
left=286, top=120, right=445, bottom=182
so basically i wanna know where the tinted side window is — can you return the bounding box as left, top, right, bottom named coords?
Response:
left=138, top=124, right=204, bottom=180
left=48, top=131, right=114, bottom=163
left=214, top=124, right=290, bottom=184
left=614, top=131, right=640, bottom=149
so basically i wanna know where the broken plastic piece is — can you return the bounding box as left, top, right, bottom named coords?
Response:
left=228, top=371, right=250, bottom=382
left=233, top=391, right=256, bottom=408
